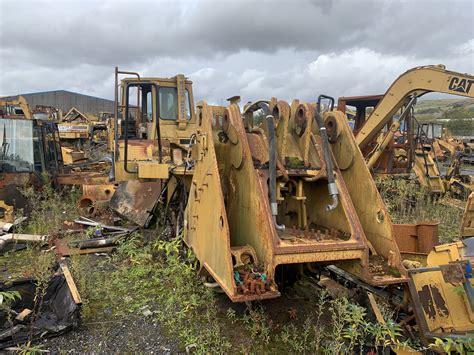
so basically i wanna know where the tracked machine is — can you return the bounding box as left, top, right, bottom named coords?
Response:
left=339, top=65, right=474, bottom=194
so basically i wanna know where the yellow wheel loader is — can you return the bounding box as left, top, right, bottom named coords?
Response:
left=109, top=69, right=407, bottom=296
left=109, top=67, right=474, bottom=344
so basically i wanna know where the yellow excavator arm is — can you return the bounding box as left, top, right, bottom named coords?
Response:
left=0, top=95, right=32, bottom=119
left=356, top=65, right=474, bottom=150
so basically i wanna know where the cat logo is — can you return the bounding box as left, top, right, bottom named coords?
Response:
left=448, top=77, right=474, bottom=94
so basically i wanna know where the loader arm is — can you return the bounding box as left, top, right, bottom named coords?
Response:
left=356, top=65, right=474, bottom=150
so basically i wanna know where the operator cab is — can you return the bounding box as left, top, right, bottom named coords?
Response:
left=111, top=68, right=200, bottom=181
left=0, top=118, right=63, bottom=177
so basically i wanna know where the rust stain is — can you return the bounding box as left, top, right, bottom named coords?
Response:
left=419, top=285, right=436, bottom=319
left=418, top=284, right=449, bottom=320
left=430, top=284, right=449, bottom=317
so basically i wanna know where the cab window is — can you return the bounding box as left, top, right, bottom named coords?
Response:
left=159, top=87, right=191, bottom=120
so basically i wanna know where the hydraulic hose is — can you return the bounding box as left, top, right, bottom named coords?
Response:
left=266, top=115, right=285, bottom=231
left=249, top=127, right=289, bottom=182
left=314, top=111, right=339, bottom=211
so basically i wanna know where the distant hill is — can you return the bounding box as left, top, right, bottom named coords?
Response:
left=414, top=98, right=474, bottom=136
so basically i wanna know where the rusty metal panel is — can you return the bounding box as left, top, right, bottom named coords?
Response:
left=440, top=263, right=466, bottom=284
left=137, top=162, right=169, bottom=179
left=408, top=241, right=474, bottom=340
left=328, top=110, right=407, bottom=282
left=409, top=268, right=474, bottom=334
left=57, top=172, right=109, bottom=185
left=393, top=222, right=439, bottom=254
left=109, top=180, right=162, bottom=227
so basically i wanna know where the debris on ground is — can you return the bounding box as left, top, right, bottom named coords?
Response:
left=53, top=216, right=138, bottom=256
left=0, top=217, right=27, bottom=235
left=0, top=233, right=48, bottom=255
left=0, top=263, right=81, bottom=349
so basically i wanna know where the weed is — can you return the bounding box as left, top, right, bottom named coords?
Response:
left=15, top=341, right=45, bottom=355
left=242, top=306, right=271, bottom=347
left=0, top=290, right=21, bottom=335
left=225, top=308, right=237, bottom=323
left=26, top=248, right=55, bottom=343
left=376, top=176, right=463, bottom=242
left=0, top=290, right=21, bottom=306
left=68, top=232, right=232, bottom=353
left=20, top=179, right=79, bottom=235
left=431, top=336, right=474, bottom=354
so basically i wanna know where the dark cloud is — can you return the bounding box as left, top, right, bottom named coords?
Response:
left=1, top=0, right=471, bottom=65
left=0, top=0, right=473, bottom=103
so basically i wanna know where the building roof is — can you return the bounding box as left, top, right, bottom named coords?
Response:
left=19, top=89, right=113, bottom=102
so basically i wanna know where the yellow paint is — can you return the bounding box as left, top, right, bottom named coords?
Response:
left=137, top=162, right=169, bottom=179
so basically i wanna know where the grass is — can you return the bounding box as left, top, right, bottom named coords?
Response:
left=414, top=98, right=474, bottom=135
left=376, top=175, right=464, bottom=243
left=69, top=234, right=232, bottom=353
left=415, top=98, right=474, bottom=113
left=19, top=182, right=81, bottom=235
left=3, top=175, right=468, bottom=353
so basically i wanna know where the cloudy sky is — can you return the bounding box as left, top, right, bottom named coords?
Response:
left=0, top=0, right=473, bottom=104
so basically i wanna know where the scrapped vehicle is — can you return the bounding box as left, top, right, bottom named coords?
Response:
left=108, top=69, right=407, bottom=298
left=94, top=65, right=474, bottom=345
left=0, top=103, right=63, bottom=221
left=58, top=107, right=109, bottom=164
left=338, top=65, right=474, bottom=194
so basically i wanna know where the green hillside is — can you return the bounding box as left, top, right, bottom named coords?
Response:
left=414, top=98, right=474, bottom=135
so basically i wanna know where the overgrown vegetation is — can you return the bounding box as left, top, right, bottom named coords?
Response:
left=376, top=175, right=464, bottom=243
left=19, top=181, right=80, bottom=235
left=70, top=234, right=232, bottom=353
left=2, top=175, right=470, bottom=352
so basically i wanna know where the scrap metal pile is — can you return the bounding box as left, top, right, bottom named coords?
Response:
left=0, top=212, right=140, bottom=349
left=0, top=64, right=474, bottom=349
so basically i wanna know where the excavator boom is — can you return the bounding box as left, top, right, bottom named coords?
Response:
left=0, top=96, right=32, bottom=119
left=356, top=65, right=474, bottom=150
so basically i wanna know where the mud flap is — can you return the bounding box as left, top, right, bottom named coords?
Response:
left=109, top=180, right=162, bottom=228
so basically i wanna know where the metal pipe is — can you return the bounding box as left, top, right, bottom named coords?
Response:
left=367, top=120, right=400, bottom=170
left=314, top=110, right=339, bottom=211
left=304, top=134, right=323, bottom=182
left=266, top=114, right=285, bottom=231
left=155, top=85, right=163, bottom=163
left=114, top=67, right=119, bottom=162
left=123, top=85, right=139, bottom=173
left=78, top=238, right=118, bottom=249
left=0, top=221, right=13, bottom=233
left=115, top=68, right=140, bottom=173
left=0, top=234, right=48, bottom=252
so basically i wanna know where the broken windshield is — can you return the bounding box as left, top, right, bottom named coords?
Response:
left=0, top=119, right=35, bottom=172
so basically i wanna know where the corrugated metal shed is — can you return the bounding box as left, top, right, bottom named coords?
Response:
left=2, top=90, right=114, bottom=115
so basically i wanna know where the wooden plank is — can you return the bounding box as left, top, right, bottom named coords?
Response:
left=367, top=291, right=385, bottom=324
left=54, top=239, right=115, bottom=256
left=59, top=262, right=82, bottom=305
